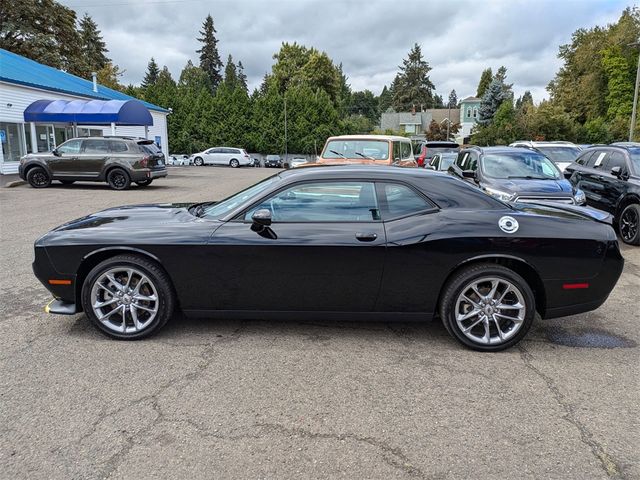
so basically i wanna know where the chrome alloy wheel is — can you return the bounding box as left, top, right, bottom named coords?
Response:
left=454, top=277, right=526, bottom=346
left=90, top=267, right=159, bottom=334
left=620, top=207, right=639, bottom=243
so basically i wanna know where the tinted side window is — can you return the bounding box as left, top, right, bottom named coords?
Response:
left=456, top=152, right=470, bottom=169
left=83, top=139, right=109, bottom=154
left=576, top=151, right=594, bottom=166
left=57, top=139, right=82, bottom=154
left=467, top=153, right=478, bottom=171
left=109, top=140, right=128, bottom=153
left=244, top=182, right=379, bottom=222
left=606, top=151, right=628, bottom=172
left=431, top=156, right=440, bottom=169
left=381, top=183, right=434, bottom=219
left=587, top=151, right=608, bottom=169
left=401, top=141, right=413, bottom=160
left=392, top=142, right=402, bottom=161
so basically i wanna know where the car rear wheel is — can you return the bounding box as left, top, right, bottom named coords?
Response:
left=27, top=167, right=51, bottom=188
left=136, top=179, right=153, bottom=187
left=439, top=264, right=535, bottom=351
left=60, top=180, right=75, bottom=185
left=229, top=158, right=240, bottom=168
left=107, top=168, right=131, bottom=190
left=194, top=157, right=204, bottom=166
left=81, top=255, right=175, bottom=340
left=619, top=204, right=640, bottom=245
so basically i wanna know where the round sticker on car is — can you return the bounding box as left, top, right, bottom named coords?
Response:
left=499, top=216, right=519, bottom=234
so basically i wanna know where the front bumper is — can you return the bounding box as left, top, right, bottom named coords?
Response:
left=45, top=299, right=79, bottom=315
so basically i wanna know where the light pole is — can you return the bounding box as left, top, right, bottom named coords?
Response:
left=629, top=41, right=640, bottom=141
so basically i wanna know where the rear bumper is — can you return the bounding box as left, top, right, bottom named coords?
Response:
left=130, top=168, right=168, bottom=181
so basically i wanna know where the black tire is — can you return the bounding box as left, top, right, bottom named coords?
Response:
left=439, top=263, right=535, bottom=352
left=194, top=157, right=204, bottom=166
left=136, top=179, right=153, bottom=187
left=229, top=158, right=240, bottom=168
left=619, top=204, right=640, bottom=245
left=59, top=180, right=75, bottom=185
left=81, top=254, right=175, bottom=340
left=107, top=168, right=131, bottom=190
left=27, top=167, right=51, bottom=188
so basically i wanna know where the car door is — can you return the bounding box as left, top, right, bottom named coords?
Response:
left=374, top=182, right=441, bottom=313
left=578, top=150, right=610, bottom=210
left=207, top=180, right=386, bottom=312
left=204, top=148, right=218, bottom=165
left=48, top=138, right=83, bottom=177
left=596, top=151, right=630, bottom=214
left=77, top=138, right=110, bottom=178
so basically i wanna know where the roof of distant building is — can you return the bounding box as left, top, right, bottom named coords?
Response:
left=0, top=48, right=167, bottom=113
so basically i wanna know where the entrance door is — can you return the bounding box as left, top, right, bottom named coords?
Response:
left=35, top=125, right=55, bottom=152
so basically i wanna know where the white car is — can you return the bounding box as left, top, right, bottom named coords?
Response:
left=509, top=141, right=581, bottom=174
left=290, top=157, right=308, bottom=168
left=168, top=154, right=191, bottom=166
left=191, top=147, right=252, bottom=168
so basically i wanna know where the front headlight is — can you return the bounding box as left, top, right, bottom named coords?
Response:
left=484, top=187, right=516, bottom=202
left=574, top=189, right=586, bottom=205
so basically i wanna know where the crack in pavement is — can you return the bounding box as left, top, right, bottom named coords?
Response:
left=517, top=344, right=625, bottom=479
left=254, top=422, right=439, bottom=480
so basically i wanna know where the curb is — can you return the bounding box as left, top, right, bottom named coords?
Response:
left=5, top=180, right=26, bottom=188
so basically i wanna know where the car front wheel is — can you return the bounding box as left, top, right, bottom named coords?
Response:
left=439, top=264, right=535, bottom=351
left=107, top=168, right=131, bottom=190
left=194, top=157, right=204, bottom=166
left=81, top=255, right=175, bottom=340
left=619, top=204, right=640, bottom=245
left=27, top=167, right=51, bottom=188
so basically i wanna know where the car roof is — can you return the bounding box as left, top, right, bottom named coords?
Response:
left=510, top=141, right=578, bottom=148
left=325, top=134, right=411, bottom=142
left=464, top=146, right=543, bottom=155
left=277, top=164, right=450, bottom=181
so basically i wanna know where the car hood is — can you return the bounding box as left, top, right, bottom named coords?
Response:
left=486, top=178, right=573, bottom=195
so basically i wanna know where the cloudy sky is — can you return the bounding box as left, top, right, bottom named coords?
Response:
left=60, top=0, right=629, bottom=102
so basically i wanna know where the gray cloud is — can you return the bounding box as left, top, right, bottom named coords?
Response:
left=61, top=0, right=628, bottom=102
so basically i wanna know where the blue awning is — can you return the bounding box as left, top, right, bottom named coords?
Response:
left=23, top=99, right=154, bottom=126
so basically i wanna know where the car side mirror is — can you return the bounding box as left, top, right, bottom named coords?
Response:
left=52, top=148, right=61, bottom=157
left=462, top=169, right=476, bottom=179
left=250, top=209, right=272, bottom=232
left=611, top=166, right=627, bottom=179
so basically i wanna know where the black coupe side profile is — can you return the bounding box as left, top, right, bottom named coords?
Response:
left=33, top=166, right=623, bottom=351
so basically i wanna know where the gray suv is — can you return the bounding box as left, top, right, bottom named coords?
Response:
left=19, top=136, right=168, bottom=190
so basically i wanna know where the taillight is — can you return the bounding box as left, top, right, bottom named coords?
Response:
left=140, top=155, right=150, bottom=167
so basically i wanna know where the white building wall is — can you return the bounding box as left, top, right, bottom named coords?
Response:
left=0, top=81, right=169, bottom=174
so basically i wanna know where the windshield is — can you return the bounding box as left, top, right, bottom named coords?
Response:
left=202, top=175, right=279, bottom=218
left=322, top=139, right=389, bottom=160
left=482, top=152, right=561, bottom=180
left=535, top=146, right=580, bottom=162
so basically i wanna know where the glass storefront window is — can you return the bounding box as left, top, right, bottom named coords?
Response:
left=0, top=122, right=26, bottom=162
left=35, top=125, right=55, bottom=152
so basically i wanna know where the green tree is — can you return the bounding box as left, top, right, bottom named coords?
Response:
left=448, top=89, right=458, bottom=108
left=426, top=119, right=460, bottom=141
left=348, top=90, right=379, bottom=122
left=392, top=43, right=436, bottom=111
left=478, top=79, right=507, bottom=124
left=78, top=13, right=109, bottom=76
left=378, top=85, right=393, bottom=112
left=601, top=46, right=634, bottom=118
left=223, top=54, right=239, bottom=89
left=141, top=57, right=160, bottom=89
left=476, top=68, right=493, bottom=98
left=96, top=62, right=124, bottom=91
left=196, top=14, right=223, bottom=91
left=237, top=60, right=248, bottom=92
left=494, top=66, right=514, bottom=99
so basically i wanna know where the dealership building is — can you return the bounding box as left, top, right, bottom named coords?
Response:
left=0, top=48, right=169, bottom=175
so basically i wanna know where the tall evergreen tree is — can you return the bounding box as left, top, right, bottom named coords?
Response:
left=224, top=54, right=238, bottom=89
left=476, top=68, right=493, bottom=98
left=196, top=14, right=223, bottom=91
left=494, top=66, right=514, bottom=98
left=237, top=60, right=248, bottom=91
left=78, top=13, right=109, bottom=75
left=478, top=79, right=507, bottom=124
left=391, top=43, right=436, bottom=111
left=378, top=85, right=393, bottom=112
left=141, top=57, right=160, bottom=88
left=448, top=89, right=458, bottom=108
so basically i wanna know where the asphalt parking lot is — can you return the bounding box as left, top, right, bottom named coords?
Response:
left=1, top=166, right=639, bottom=479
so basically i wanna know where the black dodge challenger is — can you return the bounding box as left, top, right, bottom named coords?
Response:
left=33, top=166, right=624, bottom=351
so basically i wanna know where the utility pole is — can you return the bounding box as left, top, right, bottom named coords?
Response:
left=284, top=96, right=288, bottom=165
left=630, top=42, right=640, bottom=141
left=447, top=104, right=451, bottom=141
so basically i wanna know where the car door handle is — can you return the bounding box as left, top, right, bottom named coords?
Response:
left=355, top=232, right=377, bottom=242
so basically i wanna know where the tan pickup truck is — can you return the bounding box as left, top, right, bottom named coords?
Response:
left=315, top=135, right=418, bottom=167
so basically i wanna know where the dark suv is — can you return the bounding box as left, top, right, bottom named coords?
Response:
left=19, top=136, right=168, bottom=190
left=565, top=145, right=640, bottom=245
left=449, top=146, right=586, bottom=205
